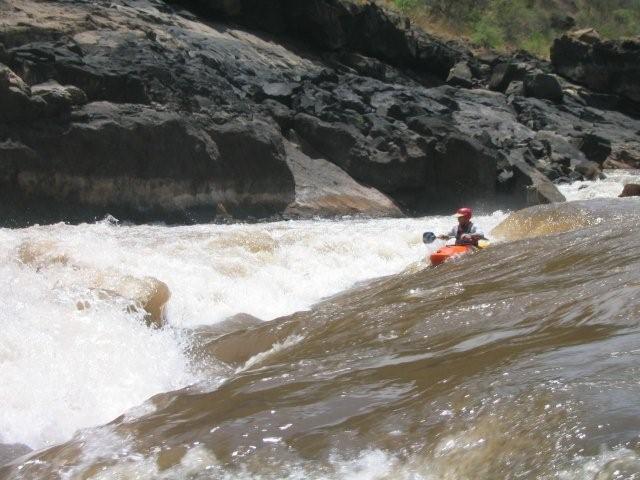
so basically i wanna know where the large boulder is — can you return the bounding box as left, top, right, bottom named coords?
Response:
left=605, top=143, right=640, bottom=169
left=575, top=132, right=611, bottom=165
left=31, top=80, right=88, bottom=116
left=429, top=134, right=498, bottom=204
left=523, top=73, right=563, bottom=103
left=446, top=61, right=473, bottom=88
left=551, top=31, right=640, bottom=104
left=573, top=159, right=601, bottom=180
left=283, top=140, right=402, bottom=218
left=488, top=62, right=528, bottom=92
left=534, top=131, right=587, bottom=166
left=498, top=149, right=567, bottom=206
left=293, top=112, right=431, bottom=201
left=293, top=113, right=359, bottom=170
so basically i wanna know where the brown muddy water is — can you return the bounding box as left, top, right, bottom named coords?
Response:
left=1, top=194, right=640, bottom=479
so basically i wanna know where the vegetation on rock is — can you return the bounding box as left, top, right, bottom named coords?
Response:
left=387, top=0, right=640, bottom=57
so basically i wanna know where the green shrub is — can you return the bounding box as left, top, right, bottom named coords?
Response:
left=576, top=0, right=640, bottom=37
left=520, top=31, right=553, bottom=57
left=390, top=0, right=640, bottom=57
left=393, top=0, right=421, bottom=12
left=471, top=17, right=505, bottom=48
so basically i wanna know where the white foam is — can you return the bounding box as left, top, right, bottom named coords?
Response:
left=236, top=334, right=306, bottom=373
left=557, top=170, right=640, bottom=201
left=556, top=447, right=640, bottom=480
left=0, top=234, right=194, bottom=449
left=0, top=213, right=506, bottom=450
left=0, top=213, right=504, bottom=450
left=61, top=443, right=640, bottom=480
left=29, top=213, right=505, bottom=328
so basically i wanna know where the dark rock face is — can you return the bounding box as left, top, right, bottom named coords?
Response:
left=524, top=73, right=563, bottom=103
left=1, top=102, right=295, bottom=222
left=551, top=30, right=640, bottom=104
left=174, top=0, right=470, bottom=80
left=429, top=134, right=498, bottom=203
left=576, top=132, right=612, bottom=165
left=489, top=62, right=528, bottom=92
left=0, top=0, right=639, bottom=225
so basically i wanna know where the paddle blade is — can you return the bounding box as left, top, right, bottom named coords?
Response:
left=477, top=239, right=490, bottom=249
left=423, top=232, right=436, bottom=244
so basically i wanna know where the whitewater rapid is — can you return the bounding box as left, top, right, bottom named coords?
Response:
left=557, top=169, right=639, bottom=201
left=0, top=169, right=636, bottom=454
left=0, top=212, right=506, bottom=450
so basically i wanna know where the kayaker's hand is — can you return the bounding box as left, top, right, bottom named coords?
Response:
left=459, top=234, right=478, bottom=246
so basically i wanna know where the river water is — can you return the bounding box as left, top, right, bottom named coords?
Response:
left=0, top=172, right=638, bottom=479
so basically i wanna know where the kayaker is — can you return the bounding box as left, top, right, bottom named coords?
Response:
left=437, top=207, right=485, bottom=246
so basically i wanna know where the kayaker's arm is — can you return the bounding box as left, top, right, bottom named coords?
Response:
left=438, top=227, right=458, bottom=240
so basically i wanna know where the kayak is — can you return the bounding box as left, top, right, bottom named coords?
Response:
left=429, top=245, right=474, bottom=266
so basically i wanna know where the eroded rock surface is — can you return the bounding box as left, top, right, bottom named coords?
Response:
left=0, top=0, right=638, bottom=225
left=552, top=29, right=640, bottom=105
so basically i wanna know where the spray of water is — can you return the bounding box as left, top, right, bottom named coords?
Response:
left=0, top=213, right=505, bottom=450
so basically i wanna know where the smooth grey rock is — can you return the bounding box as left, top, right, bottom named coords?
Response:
left=283, top=140, right=402, bottom=218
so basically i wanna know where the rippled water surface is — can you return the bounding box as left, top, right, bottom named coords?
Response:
left=1, top=172, right=639, bottom=479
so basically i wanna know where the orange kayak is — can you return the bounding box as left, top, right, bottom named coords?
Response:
left=429, top=245, right=474, bottom=266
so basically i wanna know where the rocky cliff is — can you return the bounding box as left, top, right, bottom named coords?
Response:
left=0, top=0, right=639, bottom=225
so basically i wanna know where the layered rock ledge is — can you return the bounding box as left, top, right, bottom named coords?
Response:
left=0, top=0, right=639, bottom=225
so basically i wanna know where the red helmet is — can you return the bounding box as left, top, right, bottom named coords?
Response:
left=454, top=207, right=472, bottom=219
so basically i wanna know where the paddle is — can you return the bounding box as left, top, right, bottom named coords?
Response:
left=422, top=232, right=437, bottom=244
left=423, top=231, right=489, bottom=248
